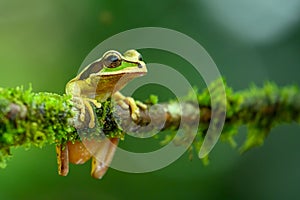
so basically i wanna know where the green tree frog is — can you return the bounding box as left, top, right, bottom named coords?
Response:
left=56, top=50, right=147, bottom=179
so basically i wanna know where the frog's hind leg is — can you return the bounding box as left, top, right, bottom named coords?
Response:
left=91, top=138, right=119, bottom=179
left=67, top=141, right=92, bottom=165
left=56, top=144, right=69, bottom=176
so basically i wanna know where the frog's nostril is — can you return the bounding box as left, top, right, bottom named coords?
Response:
left=138, top=64, right=143, bottom=68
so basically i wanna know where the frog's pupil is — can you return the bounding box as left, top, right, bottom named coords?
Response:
left=108, top=55, right=119, bottom=63
left=106, top=54, right=121, bottom=68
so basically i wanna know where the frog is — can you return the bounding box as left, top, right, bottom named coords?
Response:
left=56, top=49, right=147, bottom=179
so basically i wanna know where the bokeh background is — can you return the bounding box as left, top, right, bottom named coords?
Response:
left=1, top=0, right=300, bottom=199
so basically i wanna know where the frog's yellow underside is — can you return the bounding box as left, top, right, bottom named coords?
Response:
left=56, top=50, right=147, bottom=179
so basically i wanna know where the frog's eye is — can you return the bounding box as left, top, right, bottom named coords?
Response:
left=138, top=54, right=143, bottom=61
left=104, top=53, right=122, bottom=68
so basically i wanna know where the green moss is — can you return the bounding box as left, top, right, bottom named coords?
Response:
left=0, top=86, right=75, bottom=167
left=146, top=95, right=158, bottom=105
left=95, top=99, right=124, bottom=140
left=182, top=79, right=300, bottom=160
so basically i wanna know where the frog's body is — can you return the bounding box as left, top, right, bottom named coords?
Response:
left=57, top=50, right=147, bottom=179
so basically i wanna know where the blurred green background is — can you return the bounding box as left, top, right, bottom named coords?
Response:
left=1, top=0, right=300, bottom=199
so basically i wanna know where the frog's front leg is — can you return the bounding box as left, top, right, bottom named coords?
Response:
left=113, top=92, right=147, bottom=121
left=67, top=80, right=101, bottom=128
left=72, top=96, right=101, bottom=128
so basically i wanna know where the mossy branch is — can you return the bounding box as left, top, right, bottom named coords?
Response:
left=0, top=81, right=300, bottom=167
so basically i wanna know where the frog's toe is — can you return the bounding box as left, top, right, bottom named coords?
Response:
left=125, top=97, right=140, bottom=121
left=117, top=100, right=129, bottom=110
left=94, top=101, right=102, bottom=108
left=136, top=100, right=147, bottom=110
left=88, top=120, right=95, bottom=128
left=130, top=111, right=139, bottom=121
left=80, top=112, right=85, bottom=122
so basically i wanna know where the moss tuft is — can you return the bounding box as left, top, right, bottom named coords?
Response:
left=0, top=86, right=75, bottom=167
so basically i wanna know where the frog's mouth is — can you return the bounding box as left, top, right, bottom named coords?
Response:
left=105, top=71, right=146, bottom=86
left=96, top=70, right=146, bottom=96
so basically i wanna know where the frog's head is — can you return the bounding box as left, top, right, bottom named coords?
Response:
left=75, top=50, right=147, bottom=97
left=79, top=49, right=147, bottom=80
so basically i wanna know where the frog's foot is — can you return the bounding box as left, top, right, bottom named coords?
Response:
left=56, top=144, right=69, bottom=176
left=72, top=97, right=101, bottom=128
left=113, top=92, right=147, bottom=121
left=91, top=138, right=119, bottom=179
